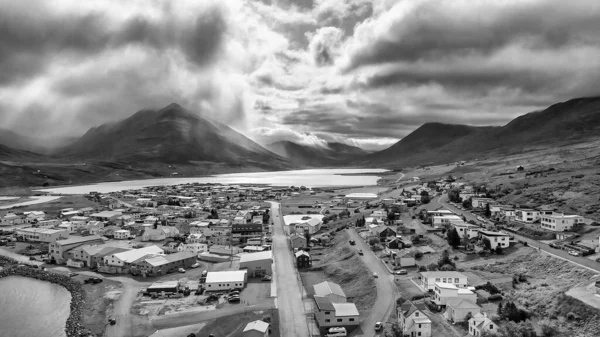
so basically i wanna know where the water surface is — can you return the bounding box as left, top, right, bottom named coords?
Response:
left=37, top=168, right=388, bottom=194
left=0, top=276, right=71, bottom=337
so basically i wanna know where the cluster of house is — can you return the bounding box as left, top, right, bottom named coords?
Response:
left=398, top=271, right=497, bottom=337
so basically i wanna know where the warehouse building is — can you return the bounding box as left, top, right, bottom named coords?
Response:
left=205, top=270, right=248, bottom=291
left=239, top=250, right=273, bottom=277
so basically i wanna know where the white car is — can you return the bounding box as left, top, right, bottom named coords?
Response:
left=373, top=272, right=378, bottom=278
left=568, top=250, right=580, bottom=256
left=178, top=268, right=186, bottom=273
left=375, top=322, right=383, bottom=331
left=191, top=262, right=201, bottom=268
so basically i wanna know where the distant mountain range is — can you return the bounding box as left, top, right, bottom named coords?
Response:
left=1, top=97, right=600, bottom=177
left=266, top=140, right=368, bottom=166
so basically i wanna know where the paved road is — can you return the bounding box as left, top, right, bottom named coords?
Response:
left=348, top=229, right=398, bottom=337
left=269, top=201, right=310, bottom=337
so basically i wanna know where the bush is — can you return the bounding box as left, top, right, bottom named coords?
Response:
left=487, top=294, right=503, bottom=301
left=418, top=265, right=427, bottom=272
left=414, top=251, right=424, bottom=259
left=411, top=294, right=428, bottom=301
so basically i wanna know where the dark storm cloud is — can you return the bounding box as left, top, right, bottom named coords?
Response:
left=346, top=1, right=600, bottom=70
left=0, top=2, right=227, bottom=84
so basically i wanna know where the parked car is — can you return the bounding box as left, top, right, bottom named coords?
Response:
left=373, top=272, right=378, bottom=278
left=549, top=243, right=560, bottom=249
left=108, top=318, right=116, bottom=325
left=69, top=272, right=79, bottom=277
left=228, top=296, right=241, bottom=303
left=569, top=250, right=580, bottom=256
left=375, top=322, right=383, bottom=331
left=357, top=249, right=363, bottom=256
left=394, top=269, right=408, bottom=275
left=596, top=258, right=600, bottom=263
left=191, top=262, right=201, bottom=268
left=178, top=268, right=186, bottom=273
left=84, top=277, right=103, bottom=284
left=349, top=240, right=356, bottom=246
left=262, top=275, right=272, bottom=281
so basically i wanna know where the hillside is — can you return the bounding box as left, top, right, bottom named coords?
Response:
left=0, top=144, right=42, bottom=160
left=365, top=96, right=600, bottom=168
left=266, top=141, right=367, bottom=166
left=58, top=103, right=290, bottom=169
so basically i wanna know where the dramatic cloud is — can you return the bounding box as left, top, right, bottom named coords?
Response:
left=1, top=0, right=599, bottom=150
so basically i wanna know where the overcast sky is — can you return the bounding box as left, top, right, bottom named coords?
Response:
left=1, top=0, right=600, bottom=151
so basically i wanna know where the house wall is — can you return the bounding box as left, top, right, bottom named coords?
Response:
left=400, top=311, right=431, bottom=337
left=205, top=279, right=246, bottom=291
left=448, top=306, right=480, bottom=323
left=541, top=216, right=583, bottom=232
left=240, top=259, right=272, bottom=277
left=242, top=330, right=267, bottom=337
left=422, top=275, right=468, bottom=291
left=315, top=311, right=360, bottom=333
left=482, top=235, right=510, bottom=250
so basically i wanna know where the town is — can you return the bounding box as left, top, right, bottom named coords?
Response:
left=1, top=167, right=600, bottom=337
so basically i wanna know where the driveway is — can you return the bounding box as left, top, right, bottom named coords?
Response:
left=348, top=229, right=399, bottom=337
left=269, top=201, right=311, bottom=337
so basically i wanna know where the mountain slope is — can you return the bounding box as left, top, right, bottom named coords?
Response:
left=366, top=96, right=600, bottom=167
left=59, top=103, right=291, bottom=168
left=0, top=144, right=42, bottom=160
left=266, top=141, right=367, bottom=166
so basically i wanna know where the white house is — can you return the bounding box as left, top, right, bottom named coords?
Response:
left=479, top=231, right=510, bottom=250
left=433, top=215, right=464, bottom=227
left=17, top=228, right=69, bottom=243
left=469, top=313, right=497, bottom=336
left=471, top=197, right=495, bottom=209
left=420, top=271, right=468, bottom=292
left=113, top=229, right=130, bottom=240
left=453, top=223, right=481, bottom=239
left=432, top=282, right=477, bottom=306
left=398, top=299, right=432, bottom=337
left=313, top=281, right=346, bottom=303
left=160, top=226, right=179, bottom=237
left=1, top=213, right=24, bottom=226
left=187, top=233, right=207, bottom=244
left=293, top=216, right=322, bottom=234
left=515, top=209, right=540, bottom=223
left=242, top=320, right=269, bottom=337
left=141, top=228, right=167, bottom=241
left=541, top=213, right=584, bottom=232
left=177, top=243, right=209, bottom=255
left=104, top=245, right=163, bottom=267
left=205, top=270, right=247, bottom=291
left=445, top=298, right=481, bottom=323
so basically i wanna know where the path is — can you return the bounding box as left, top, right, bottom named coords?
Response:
left=348, top=229, right=398, bottom=336
left=269, top=201, right=311, bottom=337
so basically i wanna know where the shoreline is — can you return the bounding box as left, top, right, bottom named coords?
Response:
left=0, top=256, right=86, bottom=337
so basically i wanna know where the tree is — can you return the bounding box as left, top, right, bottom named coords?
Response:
left=421, top=195, right=431, bottom=204
left=485, top=203, right=492, bottom=218
left=414, top=251, right=424, bottom=259
left=482, top=237, right=492, bottom=250
left=411, top=234, right=421, bottom=244
left=461, top=233, right=470, bottom=248
left=369, top=238, right=380, bottom=245
left=462, top=198, right=472, bottom=209
left=447, top=228, right=461, bottom=247
left=304, top=230, right=311, bottom=244
left=437, top=250, right=456, bottom=270
left=427, top=263, right=438, bottom=271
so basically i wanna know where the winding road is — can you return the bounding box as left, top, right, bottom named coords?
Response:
left=348, top=229, right=399, bottom=337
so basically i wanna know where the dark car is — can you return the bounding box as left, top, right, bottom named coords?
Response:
left=349, top=240, right=356, bottom=246
left=84, top=277, right=103, bottom=284
left=358, top=249, right=363, bottom=256
left=228, top=296, right=241, bottom=303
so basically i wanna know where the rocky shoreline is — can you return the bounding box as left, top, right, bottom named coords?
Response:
left=0, top=256, right=86, bottom=337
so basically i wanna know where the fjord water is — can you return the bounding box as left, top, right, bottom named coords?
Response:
left=38, top=168, right=388, bottom=194
left=0, top=276, right=71, bottom=337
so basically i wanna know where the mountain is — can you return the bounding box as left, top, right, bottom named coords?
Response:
left=0, top=143, right=42, bottom=160
left=0, top=129, right=76, bottom=154
left=266, top=140, right=368, bottom=166
left=59, top=103, right=290, bottom=169
left=366, top=96, right=600, bottom=167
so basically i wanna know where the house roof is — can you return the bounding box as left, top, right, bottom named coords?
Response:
left=314, top=296, right=335, bottom=311
left=421, top=271, right=466, bottom=279
left=240, top=250, right=273, bottom=263
left=243, top=320, right=269, bottom=333
left=295, top=250, right=310, bottom=258
left=55, top=235, right=103, bottom=246
left=412, top=317, right=432, bottom=324
left=435, top=282, right=458, bottom=289
left=332, top=303, right=359, bottom=317
left=313, top=281, right=346, bottom=299
left=446, top=298, right=480, bottom=310
left=113, top=245, right=163, bottom=263
left=90, top=246, right=130, bottom=258
left=90, top=211, right=122, bottom=218
left=479, top=230, right=509, bottom=237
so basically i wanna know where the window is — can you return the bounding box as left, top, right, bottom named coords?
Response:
left=454, top=278, right=459, bottom=283
left=490, top=324, right=493, bottom=329
left=325, top=312, right=330, bottom=315
left=325, top=319, right=330, bottom=323
left=418, top=324, right=421, bottom=328
left=443, top=278, right=447, bottom=282
left=418, top=333, right=421, bottom=336
left=415, top=312, right=419, bottom=317
left=435, top=278, right=440, bottom=282
left=337, top=319, right=342, bottom=322
left=349, top=318, right=355, bottom=322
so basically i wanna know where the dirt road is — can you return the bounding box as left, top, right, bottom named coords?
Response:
left=269, top=201, right=311, bottom=337
left=348, top=229, right=399, bottom=337
left=104, top=277, right=146, bottom=337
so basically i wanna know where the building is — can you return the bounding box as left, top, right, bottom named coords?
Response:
left=113, top=229, right=130, bottom=240
left=471, top=197, right=495, bottom=209
left=89, top=211, right=122, bottom=222
left=453, top=223, right=481, bottom=239
left=239, top=250, right=273, bottom=277
left=141, top=228, right=167, bottom=241
left=292, top=216, right=322, bottom=235
left=419, top=271, right=468, bottom=292
left=478, top=231, right=510, bottom=250
left=242, top=320, right=270, bottom=337
left=17, top=228, right=69, bottom=243
left=84, top=246, right=129, bottom=268
left=314, top=297, right=360, bottom=334
left=131, top=251, right=196, bottom=276
left=104, top=245, right=164, bottom=267
left=290, top=233, right=307, bottom=250
left=205, top=270, right=248, bottom=291
left=433, top=215, right=464, bottom=227
left=398, top=299, right=432, bottom=337
left=541, top=213, right=584, bottom=232
left=515, top=209, right=540, bottom=223
left=295, top=250, right=311, bottom=268
left=313, top=281, right=346, bottom=303
left=177, top=243, right=209, bottom=255
left=469, top=313, right=497, bottom=336
left=445, top=298, right=481, bottom=323
left=1, top=213, right=24, bottom=226
left=432, top=282, right=477, bottom=306
left=49, top=235, right=105, bottom=264
left=232, top=223, right=263, bottom=243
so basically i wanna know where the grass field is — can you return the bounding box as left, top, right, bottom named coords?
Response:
left=6, top=194, right=99, bottom=214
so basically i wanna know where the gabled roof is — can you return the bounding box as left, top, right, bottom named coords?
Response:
left=55, top=235, right=104, bottom=246
left=295, top=250, right=310, bottom=258
left=243, top=320, right=269, bottom=333
left=314, top=296, right=335, bottom=311
left=447, top=298, right=480, bottom=310
left=240, top=250, right=273, bottom=263
left=313, top=281, right=346, bottom=299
